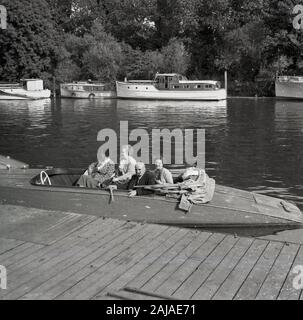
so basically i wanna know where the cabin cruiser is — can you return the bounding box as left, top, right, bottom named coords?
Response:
left=0, top=79, right=50, bottom=100
left=275, top=75, right=303, bottom=99
left=116, top=73, right=227, bottom=101
left=60, top=81, right=116, bottom=99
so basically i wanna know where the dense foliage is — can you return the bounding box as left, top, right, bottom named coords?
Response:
left=1, top=0, right=303, bottom=95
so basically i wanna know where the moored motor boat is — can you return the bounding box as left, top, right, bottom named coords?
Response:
left=275, top=75, right=303, bottom=99
left=116, top=73, right=227, bottom=101
left=0, top=79, right=50, bottom=100
left=0, top=166, right=302, bottom=236
left=60, top=81, right=116, bottom=99
left=10, top=168, right=299, bottom=231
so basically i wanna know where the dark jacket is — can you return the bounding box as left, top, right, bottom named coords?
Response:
left=128, top=171, right=156, bottom=195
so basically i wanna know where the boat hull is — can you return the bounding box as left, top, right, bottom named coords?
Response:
left=0, top=168, right=301, bottom=231
left=116, top=81, right=227, bottom=101
left=60, top=88, right=116, bottom=99
left=0, top=88, right=51, bottom=100
left=275, top=80, right=303, bottom=99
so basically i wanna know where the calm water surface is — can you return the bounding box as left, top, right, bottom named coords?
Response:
left=0, top=97, right=302, bottom=209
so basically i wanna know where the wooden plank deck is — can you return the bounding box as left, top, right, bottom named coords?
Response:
left=0, top=204, right=303, bottom=300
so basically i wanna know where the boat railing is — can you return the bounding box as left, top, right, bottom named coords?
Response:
left=0, top=83, right=21, bottom=88
left=126, top=80, right=156, bottom=84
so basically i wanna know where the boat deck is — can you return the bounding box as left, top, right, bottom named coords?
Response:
left=0, top=204, right=303, bottom=300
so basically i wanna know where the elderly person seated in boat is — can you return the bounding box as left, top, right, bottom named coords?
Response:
left=76, top=150, right=115, bottom=188
left=128, top=162, right=156, bottom=197
left=112, top=144, right=136, bottom=186
left=153, top=159, right=173, bottom=185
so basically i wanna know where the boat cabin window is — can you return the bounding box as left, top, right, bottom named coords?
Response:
left=205, top=84, right=213, bottom=89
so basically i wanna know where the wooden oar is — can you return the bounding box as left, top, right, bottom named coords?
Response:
left=134, top=183, right=179, bottom=189
left=134, top=182, right=205, bottom=190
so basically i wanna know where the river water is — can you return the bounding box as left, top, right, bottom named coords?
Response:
left=0, top=97, right=302, bottom=209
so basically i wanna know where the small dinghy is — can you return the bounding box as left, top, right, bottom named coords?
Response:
left=26, top=168, right=303, bottom=231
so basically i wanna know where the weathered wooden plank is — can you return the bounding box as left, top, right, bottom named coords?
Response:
left=154, top=233, right=225, bottom=297
left=93, top=227, right=191, bottom=299
left=0, top=243, right=45, bottom=267
left=53, top=226, right=176, bottom=300
left=173, top=235, right=238, bottom=299
left=0, top=205, right=97, bottom=245
left=255, top=243, right=299, bottom=300
left=234, top=241, right=283, bottom=300
left=0, top=238, right=24, bottom=256
left=141, top=231, right=212, bottom=293
left=0, top=219, right=127, bottom=299
left=54, top=223, right=166, bottom=300
left=70, top=225, right=178, bottom=300
left=2, top=220, right=134, bottom=300
left=192, top=237, right=254, bottom=299
left=4, top=216, right=117, bottom=272
left=118, top=228, right=193, bottom=292
left=212, top=239, right=268, bottom=300
left=138, top=231, right=199, bottom=292
left=278, top=246, right=303, bottom=300
left=19, top=221, right=147, bottom=300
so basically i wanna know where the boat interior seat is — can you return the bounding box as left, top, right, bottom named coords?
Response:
left=50, top=174, right=80, bottom=187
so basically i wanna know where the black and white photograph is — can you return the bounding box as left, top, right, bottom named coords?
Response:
left=0, top=0, right=303, bottom=307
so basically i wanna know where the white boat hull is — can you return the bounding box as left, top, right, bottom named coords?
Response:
left=275, top=80, right=303, bottom=99
left=0, top=88, right=51, bottom=100
left=60, top=88, right=116, bottom=99
left=116, top=81, right=227, bottom=101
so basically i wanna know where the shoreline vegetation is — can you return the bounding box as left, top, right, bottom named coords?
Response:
left=0, top=0, right=302, bottom=97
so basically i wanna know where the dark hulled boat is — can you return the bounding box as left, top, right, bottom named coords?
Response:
left=0, top=166, right=302, bottom=235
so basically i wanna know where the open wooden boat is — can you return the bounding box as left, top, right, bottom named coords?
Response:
left=0, top=167, right=302, bottom=235
left=25, top=168, right=303, bottom=227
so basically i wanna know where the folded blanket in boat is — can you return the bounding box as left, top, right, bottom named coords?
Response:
left=177, top=171, right=216, bottom=213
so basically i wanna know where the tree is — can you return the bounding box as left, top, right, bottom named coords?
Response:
left=57, top=21, right=123, bottom=82
left=0, top=0, right=60, bottom=84
left=82, top=24, right=123, bottom=82
left=161, top=38, right=190, bottom=74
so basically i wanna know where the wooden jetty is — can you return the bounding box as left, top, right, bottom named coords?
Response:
left=1, top=204, right=303, bottom=300
left=0, top=154, right=29, bottom=170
